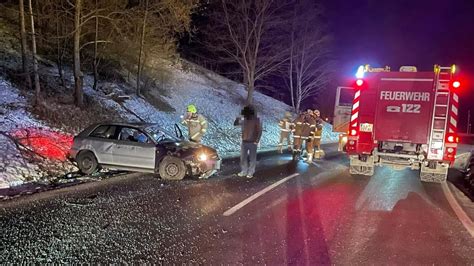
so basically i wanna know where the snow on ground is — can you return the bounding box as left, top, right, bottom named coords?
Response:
left=0, top=78, right=58, bottom=188
left=453, top=144, right=474, bottom=170
left=0, top=60, right=339, bottom=189
left=82, top=60, right=340, bottom=155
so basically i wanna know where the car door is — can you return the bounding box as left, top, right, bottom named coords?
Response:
left=113, top=127, right=156, bottom=170
left=87, top=125, right=118, bottom=164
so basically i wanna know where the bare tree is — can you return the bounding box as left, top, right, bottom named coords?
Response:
left=73, top=0, right=83, bottom=107
left=18, top=0, right=31, bottom=90
left=124, top=0, right=196, bottom=95
left=202, top=0, right=289, bottom=104
left=284, top=1, right=332, bottom=112
left=55, top=3, right=67, bottom=86
left=27, top=0, right=41, bottom=105
left=136, top=0, right=149, bottom=96
left=92, top=0, right=99, bottom=90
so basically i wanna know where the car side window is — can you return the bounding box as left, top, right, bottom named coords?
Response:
left=90, top=125, right=117, bottom=139
left=118, top=127, right=150, bottom=144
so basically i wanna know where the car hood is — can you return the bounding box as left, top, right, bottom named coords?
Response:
left=161, top=141, right=219, bottom=157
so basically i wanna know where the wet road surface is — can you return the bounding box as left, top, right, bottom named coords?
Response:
left=1, top=146, right=473, bottom=264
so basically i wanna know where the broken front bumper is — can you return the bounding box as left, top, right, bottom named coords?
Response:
left=187, top=156, right=221, bottom=178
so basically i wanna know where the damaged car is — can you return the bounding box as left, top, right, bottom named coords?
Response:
left=69, top=122, right=221, bottom=180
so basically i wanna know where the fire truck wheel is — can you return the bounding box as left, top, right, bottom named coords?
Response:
left=420, top=163, right=448, bottom=183
left=349, top=165, right=374, bottom=176
left=420, top=172, right=447, bottom=183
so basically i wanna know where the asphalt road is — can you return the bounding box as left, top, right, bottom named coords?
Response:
left=1, top=146, right=473, bottom=264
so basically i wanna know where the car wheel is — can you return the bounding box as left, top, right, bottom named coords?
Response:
left=159, top=156, right=186, bottom=180
left=77, top=151, right=99, bottom=175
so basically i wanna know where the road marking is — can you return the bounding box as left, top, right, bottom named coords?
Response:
left=441, top=182, right=474, bottom=238
left=223, top=173, right=299, bottom=216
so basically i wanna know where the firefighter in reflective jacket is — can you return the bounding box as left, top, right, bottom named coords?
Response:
left=292, top=111, right=310, bottom=160
left=304, top=110, right=317, bottom=163
left=312, top=110, right=324, bottom=159
left=181, top=104, right=208, bottom=143
left=278, top=112, right=293, bottom=153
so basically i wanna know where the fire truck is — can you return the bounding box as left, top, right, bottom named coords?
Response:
left=344, top=64, right=461, bottom=182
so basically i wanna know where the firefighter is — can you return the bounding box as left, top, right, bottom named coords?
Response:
left=181, top=104, right=208, bottom=143
left=278, top=112, right=293, bottom=153
left=304, top=110, right=317, bottom=163
left=292, top=111, right=310, bottom=161
left=312, top=109, right=324, bottom=159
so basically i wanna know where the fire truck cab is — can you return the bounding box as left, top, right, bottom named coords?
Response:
left=345, top=64, right=461, bottom=182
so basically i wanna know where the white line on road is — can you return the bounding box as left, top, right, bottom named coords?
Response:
left=441, top=182, right=474, bottom=238
left=223, top=173, right=300, bottom=216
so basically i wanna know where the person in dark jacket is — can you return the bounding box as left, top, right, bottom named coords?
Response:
left=234, top=105, right=262, bottom=178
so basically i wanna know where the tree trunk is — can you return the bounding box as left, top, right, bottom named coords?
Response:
left=93, top=0, right=99, bottom=90
left=19, top=0, right=31, bottom=90
left=28, top=0, right=41, bottom=105
left=34, top=0, right=42, bottom=48
left=55, top=12, right=64, bottom=86
left=137, top=0, right=149, bottom=96
left=244, top=69, right=255, bottom=105
left=73, top=0, right=84, bottom=107
left=246, top=81, right=254, bottom=105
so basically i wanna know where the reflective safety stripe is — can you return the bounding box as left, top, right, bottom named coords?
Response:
left=280, top=129, right=290, bottom=132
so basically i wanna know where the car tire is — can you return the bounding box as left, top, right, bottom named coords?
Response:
left=77, top=151, right=99, bottom=175
left=159, top=156, right=186, bottom=180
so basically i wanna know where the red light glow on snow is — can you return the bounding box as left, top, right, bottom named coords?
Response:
left=10, top=128, right=73, bottom=161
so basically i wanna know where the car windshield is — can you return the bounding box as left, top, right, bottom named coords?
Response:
left=144, top=125, right=179, bottom=143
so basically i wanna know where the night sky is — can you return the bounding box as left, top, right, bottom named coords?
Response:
left=320, top=0, right=474, bottom=131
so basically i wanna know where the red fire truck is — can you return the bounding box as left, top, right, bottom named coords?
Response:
left=345, top=64, right=461, bottom=182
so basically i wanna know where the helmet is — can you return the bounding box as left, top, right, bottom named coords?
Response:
left=187, top=104, right=197, bottom=113
left=313, top=109, right=320, bottom=116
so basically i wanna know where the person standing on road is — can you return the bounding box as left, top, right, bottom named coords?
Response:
left=181, top=104, right=208, bottom=143
left=234, top=105, right=262, bottom=178
left=278, top=111, right=293, bottom=153
left=292, top=111, right=306, bottom=161
left=304, top=110, right=317, bottom=163
left=312, top=109, right=324, bottom=159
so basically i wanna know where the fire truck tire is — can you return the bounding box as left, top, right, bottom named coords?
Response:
left=420, top=171, right=447, bottom=183
left=420, top=163, right=448, bottom=183
left=349, top=165, right=374, bottom=176
left=349, top=155, right=375, bottom=176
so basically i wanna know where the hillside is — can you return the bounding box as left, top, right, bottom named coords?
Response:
left=0, top=16, right=339, bottom=188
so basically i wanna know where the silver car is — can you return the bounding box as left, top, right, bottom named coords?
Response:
left=69, top=122, right=221, bottom=180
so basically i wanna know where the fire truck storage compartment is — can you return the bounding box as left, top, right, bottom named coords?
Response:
left=372, top=73, right=435, bottom=145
